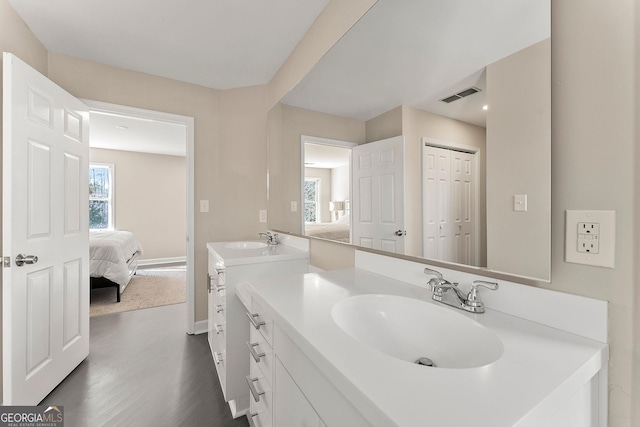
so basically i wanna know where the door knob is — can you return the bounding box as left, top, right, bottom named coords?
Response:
left=15, top=254, right=38, bottom=267
left=395, top=230, right=406, bottom=236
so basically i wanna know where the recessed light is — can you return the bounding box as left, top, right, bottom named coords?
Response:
left=116, top=125, right=128, bottom=130
left=482, top=105, right=489, bottom=111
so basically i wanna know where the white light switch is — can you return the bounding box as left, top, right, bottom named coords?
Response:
left=291, top=201, right=297, bottom=212
left=514, top=195, right=527, bottom=212
left=259, top=210, right=267, bottom=223
left=565, top=210, right=615, bottom=268
left=200, top=200, right=209, bottom=213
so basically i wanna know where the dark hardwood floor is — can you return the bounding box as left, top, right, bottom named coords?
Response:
left=41, top=303, right=249, bottom=427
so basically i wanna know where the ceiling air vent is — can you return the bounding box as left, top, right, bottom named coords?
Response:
left=440, top=87, right=481, bottom=103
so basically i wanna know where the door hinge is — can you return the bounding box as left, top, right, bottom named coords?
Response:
left=3, top=256, right=11, bottom=268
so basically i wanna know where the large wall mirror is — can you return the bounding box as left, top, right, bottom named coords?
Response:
left=268, top=0, right=551, bottom=281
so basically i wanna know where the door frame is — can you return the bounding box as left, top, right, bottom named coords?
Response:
left=421, top=137, right=482, bottom=266
left=82, top=100, right=196, bottom=334
left=300, top=135, right=357, bottom=237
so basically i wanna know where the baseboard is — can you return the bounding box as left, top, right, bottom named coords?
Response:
left=194, top=320, right=208, bottom=335
left=137, top=257, right=186, bottom=268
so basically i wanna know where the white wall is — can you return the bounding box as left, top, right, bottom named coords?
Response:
left=331, top=164, right=349, bottom=214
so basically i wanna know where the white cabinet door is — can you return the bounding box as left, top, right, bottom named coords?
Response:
left=274, top=358, right=320, bottom=427
left=2, top=53, right=90, bottom=404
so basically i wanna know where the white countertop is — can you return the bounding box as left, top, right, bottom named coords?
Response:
left=206, top=241, right=308, bottom=266
left=239, top=268, right=608, bottom=427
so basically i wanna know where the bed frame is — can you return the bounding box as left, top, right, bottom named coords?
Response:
left=90, top=251, right=140, bottom=303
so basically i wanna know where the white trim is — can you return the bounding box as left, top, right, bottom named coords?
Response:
left=422, top=137, right=482, bottom=266
left=82, top=100, right=196, bottom=335
left=194, top=320, right=208, bottom=335
left=300, top=135, right=357, bottom=236
left=137, top=256, right=187, bottom=267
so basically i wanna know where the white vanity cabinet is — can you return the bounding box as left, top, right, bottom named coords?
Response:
left=242, top=294, right=368, bottom=427
left=206, top=242, right=308, bottom=418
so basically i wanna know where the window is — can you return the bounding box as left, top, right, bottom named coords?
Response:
left=89, top=163, right=114, bottom=230
left=304, top=178, right=320, bottom=223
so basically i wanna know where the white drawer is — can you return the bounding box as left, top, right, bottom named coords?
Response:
left=248, top=359, right=272, bottom=427
left=249, top=299, right=273, bottom=347
left=248, top=327, right=273, bottom=384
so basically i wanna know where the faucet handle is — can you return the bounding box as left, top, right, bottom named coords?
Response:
left=471, top=280, right=499, bottom=292
left=465, top=280, right=498, bottom=312
left=423, top=267, right=443, bottom=280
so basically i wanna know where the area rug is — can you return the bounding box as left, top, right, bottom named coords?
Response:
left=90, top=265, right=186, bottom=317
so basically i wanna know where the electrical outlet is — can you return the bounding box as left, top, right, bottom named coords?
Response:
left=577, top=235, right=599, bottom=254
left=199, top=200, right=209, bottom=213
left=291, top=201, right=297, bottom=212
left=565, top=210, right=615, bottom=268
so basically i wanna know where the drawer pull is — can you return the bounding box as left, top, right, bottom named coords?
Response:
left=246, top=376, right=265, bottom=403
left=214, top=323, right=225, bottom=335
left=246, top=312, right=266, bottom=330
left=216, top=304, right=224, bottom=313
left=246, top=341, right=265, bottom=363
left=212, top=351, right=223, bottom=365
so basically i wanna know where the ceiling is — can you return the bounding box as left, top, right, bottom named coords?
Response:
left=90, top=111, right=187, bottom=157
left=304, top=143, right=350, bottom=169
left=9, top=0, right=329, bottom=90
left=282, top=0, right=550, bottom=126
left=9, top=0, right=329, bottom=155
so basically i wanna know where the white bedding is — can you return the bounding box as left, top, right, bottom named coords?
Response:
left=305, top=214, right=350, bottom=242
left=90, top=230, right=143, bottom=287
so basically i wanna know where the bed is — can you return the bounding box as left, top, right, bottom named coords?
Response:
left=305, top=214, right=351, bottom=243
left=90, top=230, right=143, bottom=302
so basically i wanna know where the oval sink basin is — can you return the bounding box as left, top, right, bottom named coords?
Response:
left=332, top=294, right=503, bottom=369
left=224, top=241, right=268, bottom=250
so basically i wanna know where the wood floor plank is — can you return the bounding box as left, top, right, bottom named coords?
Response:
left=41, top=303, right=249, bottom=427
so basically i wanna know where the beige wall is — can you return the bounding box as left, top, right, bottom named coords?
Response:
left=401, top=106, right=487, bottom=259
left=300, top=2, right=639, bottom=425
left=365, top=105, right=402, bottom=142
left=549, top=1, right=636, bottom=425
left=486, top=38, right=551, bottom=280
left=268, top=104, right=366, bottom=233
left=90, top=148, right=186, bottom=261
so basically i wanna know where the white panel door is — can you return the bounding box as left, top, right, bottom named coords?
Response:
left=450, top=150, right=476, bottom=265
left=422, top=142, right=478, bottom=266
left=3, top=53, right=90, bottom=405
left=352, top=136, right=404, bottom=253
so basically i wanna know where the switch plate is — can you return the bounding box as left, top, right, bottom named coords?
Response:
left=514, top=195, right=527, bottom=212
left=291, top=201, right=297, bottom=212
left=565, top=210, right=615, bottom=268
left=259, top=210, right=267, bottom=223
left=199, top=200, right=209, bottom=213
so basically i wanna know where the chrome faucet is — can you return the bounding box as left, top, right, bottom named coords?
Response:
left=423, top=268, right=498, bottom=314
left=258, top=231, right=279, bottom=245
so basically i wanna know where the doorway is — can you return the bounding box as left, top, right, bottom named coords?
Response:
left=300, top=135, right=356, bottom=243
left=83, top=100, right=196, bottom=333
